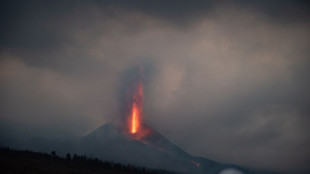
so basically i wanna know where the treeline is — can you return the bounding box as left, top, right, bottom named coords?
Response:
left=0, top=147, right=175, bottom=174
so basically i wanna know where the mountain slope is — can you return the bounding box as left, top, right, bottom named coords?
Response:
left=76, top=123, right=268, bottom=174
left=78, top=123, right=202, bottom=173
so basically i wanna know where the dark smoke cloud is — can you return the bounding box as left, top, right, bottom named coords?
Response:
left=118, top=64, right=141, bottom=121
left=1, top=1, right=310, bottom=174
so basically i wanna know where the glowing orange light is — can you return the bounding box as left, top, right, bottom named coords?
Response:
left=191, top=160, right=200, bottom=167
left=131, top=103, right=139, bottom=133
left=129, top=81, right=143, bottom=134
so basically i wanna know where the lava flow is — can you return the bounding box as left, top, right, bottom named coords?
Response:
left=128, top=80, right=143, bottom=134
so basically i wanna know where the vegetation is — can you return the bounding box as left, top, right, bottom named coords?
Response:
left=0, top=147, right=175, bottom=174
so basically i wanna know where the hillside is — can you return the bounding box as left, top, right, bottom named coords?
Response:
left=0, top=147, right=175, bottom=174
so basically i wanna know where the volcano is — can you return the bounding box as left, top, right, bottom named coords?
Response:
left=20, top=67, right=279, bottom=174
left=71, top=67, right=278, bottom=174
left=79, top=123, right=204, bottom=173
left=75, top=122, right=265, bottom=174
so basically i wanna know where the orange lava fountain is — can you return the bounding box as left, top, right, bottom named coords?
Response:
left=129, top=80, right=143, bottom=134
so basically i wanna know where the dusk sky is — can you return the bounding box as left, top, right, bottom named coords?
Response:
left=1, top=1, right=310, bottom=174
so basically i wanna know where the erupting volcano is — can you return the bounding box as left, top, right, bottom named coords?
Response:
left=73, top=65, right=271, bottom=174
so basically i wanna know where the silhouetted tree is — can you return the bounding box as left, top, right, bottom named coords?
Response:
left=66, top=153, right=71, bottom=160
left=73, top=154, right=78, bottom=160
left=51, top=151, right=56, bottom=157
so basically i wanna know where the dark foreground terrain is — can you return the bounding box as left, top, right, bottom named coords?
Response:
left=0, top=147, right=175, bottom=174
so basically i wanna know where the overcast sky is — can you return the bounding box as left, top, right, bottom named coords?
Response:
left=1, top=1, right=310, bottom=174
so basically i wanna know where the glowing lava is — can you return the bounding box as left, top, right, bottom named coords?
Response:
left=130, top=103, right=139, bottom=133
left=129, top=80, right=143, bottom=134
left=191, top=160, right=200, bottom=167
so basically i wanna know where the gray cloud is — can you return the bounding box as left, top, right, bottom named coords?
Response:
left=1, top=1, right=310, bottom=174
